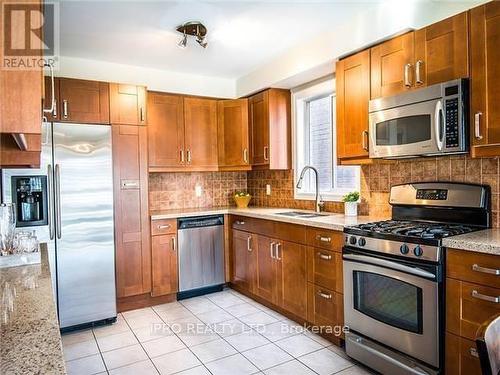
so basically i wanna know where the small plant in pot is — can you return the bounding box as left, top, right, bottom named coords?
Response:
left=234, top=191, right=252, bottom=208
left=342, top=191, right=360, bottom=217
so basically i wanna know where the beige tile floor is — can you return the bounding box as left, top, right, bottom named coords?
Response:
left=62, top=288, right=373, bottom=375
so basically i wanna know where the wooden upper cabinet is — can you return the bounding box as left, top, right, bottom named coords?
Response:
left=110, top=83, right=147, bottom=126
left=217, top=99, right=251, bottom=171
left=183, top=97, right=218, bottom=170
left=414, top=12, right=469, bottom=88
left=470, top=2, right=500, bottom=157
left=370, top=32, right=414, bottom=99
left=113, top=125, right=151, bottom=298
left=147, top=92, right=185, bottom=171
left=337, top=50, right=370, bottom=160
left=249, top=89, right=291, bottom=170
left=58, top=78, right=110, bottom=124
left=1, top=0, right=43, bottom=135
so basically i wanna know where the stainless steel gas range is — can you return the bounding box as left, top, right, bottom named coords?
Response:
left=342, top=182, right=491, bottom=375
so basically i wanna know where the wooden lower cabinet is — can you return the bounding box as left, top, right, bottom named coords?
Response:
left=277, top=241, right=308, bottom=319
left=445, top=332, right=482, bottom=375
left=151, top=233, right=178, bottom=297
left=307, top=284, right=343, bottom=335
left=231, top=229, right=255, bottom=293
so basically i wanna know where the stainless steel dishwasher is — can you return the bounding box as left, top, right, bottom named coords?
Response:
left=177, top=215, right=225, bottom=299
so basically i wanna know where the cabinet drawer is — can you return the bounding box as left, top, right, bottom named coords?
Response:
left=151, top=219, right=177, bottom=236
left=445, top=332, right=482, bottom=375
left=231, top=216, right=254, bottom=232
left=306, top=228, right=343, bottom=252
left=274, top=221, right=306, bottom=245
left=447, top=248, right=500, bottom=288
left=446, top=278, right=500, bottom=340
left=307, top=283, right=343, bottom=330
left=307, top=247, right=342, bottom=293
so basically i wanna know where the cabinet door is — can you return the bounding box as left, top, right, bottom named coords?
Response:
left=231, top=229, right=255, bottom=292
left=110, top=83, right=147, bottom=125
left=470, top=2, right=500, bottom=155
left=255, top=235, right=276, bottom=302
left=337, top=50, right=370, bottom=159
left=151, top=234, right=178, bottom=297
left=184, top=97, right=218, bottom=170
left=147, top=92, right=185, bottom=170
left=217, top=99, right=250, bottom=170
left=113, top=125, right=151, bottom=298
left=414, top=12, right=468, bottom=87
left=445, top=332, right=482, bottom=375
left=249, top=91, right=270, bottom=166
left=276, top=241, right=307, bottom=319
left=58, top=78, right=110, bottom=124
left=371, top=32, right=414, bottom=99
left=1, top=0, right=43, bottom=134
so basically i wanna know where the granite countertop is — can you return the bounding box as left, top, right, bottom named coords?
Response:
left=0, top=244, right=66, bottom=375
left=442, top=229, right=500, bottom=256
left=150, top=206, right=385, bottom=231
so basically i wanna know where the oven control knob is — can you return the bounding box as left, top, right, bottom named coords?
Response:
left=358, top=238, right=366, bottom=247
left=413, top=245, right=423, bottom=257
left=400, top=244, right=409, bottom=254
left=349, top=236, right=357, bottom=245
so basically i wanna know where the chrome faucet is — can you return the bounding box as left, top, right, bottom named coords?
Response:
left=296, top=166, right=324, bottom=213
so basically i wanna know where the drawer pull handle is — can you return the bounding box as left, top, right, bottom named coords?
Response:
left=469, top=347, right=479, bottom=358
left=235, top=221, right=245, bottom=225
left=317, top=291, right=332, bottom=300
left=317, top=252, right=332, bottom=261
left=247, top=236, right=252, bottom=252
left=472, top=263, right=500, bottom=276
left=158, top=224, right=171, bottom=229
left=316, top=235, right=331, bottom=243
left=471, top=290, right=499, bottom=304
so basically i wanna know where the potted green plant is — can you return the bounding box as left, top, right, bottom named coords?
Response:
left=342, top=191, right=360, bottom=217
left=233, top=191, right=252, bottom=208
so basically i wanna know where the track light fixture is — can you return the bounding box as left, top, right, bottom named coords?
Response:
left=176, top=21, right=207, bottom=49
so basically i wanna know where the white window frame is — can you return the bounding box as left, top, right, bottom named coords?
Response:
left=292, top=76, right=360, bottom=202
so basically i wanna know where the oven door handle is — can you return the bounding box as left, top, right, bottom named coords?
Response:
left=343, top=253, right=435, bottom=279
left=434, top=99, right=444, bottom=151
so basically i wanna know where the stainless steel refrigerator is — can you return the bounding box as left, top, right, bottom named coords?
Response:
left=1, top=122, right=116, bottom=329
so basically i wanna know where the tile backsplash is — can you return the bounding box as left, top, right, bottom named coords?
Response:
left=149, top=156, right=499, bottom=228
left=149, top=172, right=247, bottom=211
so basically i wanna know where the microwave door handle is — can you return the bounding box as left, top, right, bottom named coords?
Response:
left=434, top=100, right=444, bottom=151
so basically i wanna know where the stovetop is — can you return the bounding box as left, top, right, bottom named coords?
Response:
left=350, top=220, right=478, bottom=240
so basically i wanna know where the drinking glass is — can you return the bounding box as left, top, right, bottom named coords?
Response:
left=0, top=204, right=16, bottom=255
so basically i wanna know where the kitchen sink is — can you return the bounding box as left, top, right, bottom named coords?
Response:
left=275, top=211, right=329, bottom=219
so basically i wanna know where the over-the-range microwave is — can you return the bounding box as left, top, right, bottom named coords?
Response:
left=369, top=78, right=468, bottom=159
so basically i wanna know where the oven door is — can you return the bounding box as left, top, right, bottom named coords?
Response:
left=343, top=253, right=439, bottom=367
left=369, top=98, right=444, bottom=159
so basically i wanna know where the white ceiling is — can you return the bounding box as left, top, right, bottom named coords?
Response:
left=59, top=1, right=381, bottom=80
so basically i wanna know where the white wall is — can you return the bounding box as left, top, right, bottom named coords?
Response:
left=57, top=56, right=236, bottom=98
left=235, top=0, right=487, bottom=97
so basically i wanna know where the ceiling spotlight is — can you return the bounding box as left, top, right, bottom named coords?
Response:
left=176, top=21, right=208, bottom=49
left=178, top=32, right=187, bottom=49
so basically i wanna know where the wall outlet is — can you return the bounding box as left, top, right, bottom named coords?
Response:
left=266, top=184, right=271, bottom=196
left=195, top=185, right=203, bottom=197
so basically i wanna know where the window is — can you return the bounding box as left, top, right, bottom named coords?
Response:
left=293, top=78, right=360, bottom=201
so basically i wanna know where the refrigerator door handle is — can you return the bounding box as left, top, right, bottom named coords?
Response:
left=55, top=164, right=62, bottom=239
left=47, top=164, right=55, bottom=240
